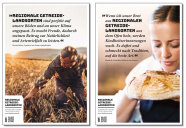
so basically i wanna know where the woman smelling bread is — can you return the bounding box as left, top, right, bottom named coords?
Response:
left=116, top=6, right=180, bottom=123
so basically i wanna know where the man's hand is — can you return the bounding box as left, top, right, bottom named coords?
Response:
left=24, top=92, right=34, bottom=101
left=24, top=87, right=39, bottom=101
left=53, top=73, right=59, bottom=78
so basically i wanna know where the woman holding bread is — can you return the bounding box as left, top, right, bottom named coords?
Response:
left=116, top=5, right=180, bottom=122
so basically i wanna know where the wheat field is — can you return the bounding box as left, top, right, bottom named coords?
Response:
left=5, top=56, right=87, bottom=123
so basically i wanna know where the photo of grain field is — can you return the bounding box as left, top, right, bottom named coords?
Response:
left=5, top=48, right=87, bottom=123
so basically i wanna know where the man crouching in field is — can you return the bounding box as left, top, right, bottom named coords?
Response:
left=24, top=46, right=87, bottom=109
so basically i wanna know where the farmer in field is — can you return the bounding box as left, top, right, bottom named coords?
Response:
left=24, top=46, right=87, bottom=109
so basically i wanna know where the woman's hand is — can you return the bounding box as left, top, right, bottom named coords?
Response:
left=117, top=94, right=138, bottom=122
left=116, top=77, right=138, bottom=122
left=172, top=98, right=180, bottom=102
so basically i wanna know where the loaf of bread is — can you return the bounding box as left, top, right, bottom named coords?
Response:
left=125, top=71, right=180, bottom=100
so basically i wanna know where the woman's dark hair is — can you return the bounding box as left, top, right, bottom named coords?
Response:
left=152, top=6, right=180, bottom=23
left=60, top=46, right=78, bottom=60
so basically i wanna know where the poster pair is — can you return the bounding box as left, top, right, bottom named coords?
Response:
left=3, top=3, right=182, bottom=125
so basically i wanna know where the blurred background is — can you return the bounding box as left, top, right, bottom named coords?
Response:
left=97, top=4, right=160, bottom=95
left=6, top=47, right=87, bottom=60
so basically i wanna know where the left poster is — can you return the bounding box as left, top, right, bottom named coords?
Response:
left=3, top=3, right=89, bottom=125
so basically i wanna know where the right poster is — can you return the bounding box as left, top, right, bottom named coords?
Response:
left=96, top=3, right=182, bottom=125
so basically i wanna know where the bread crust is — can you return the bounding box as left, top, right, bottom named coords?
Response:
left=125, top=71, right=180, bottom=100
